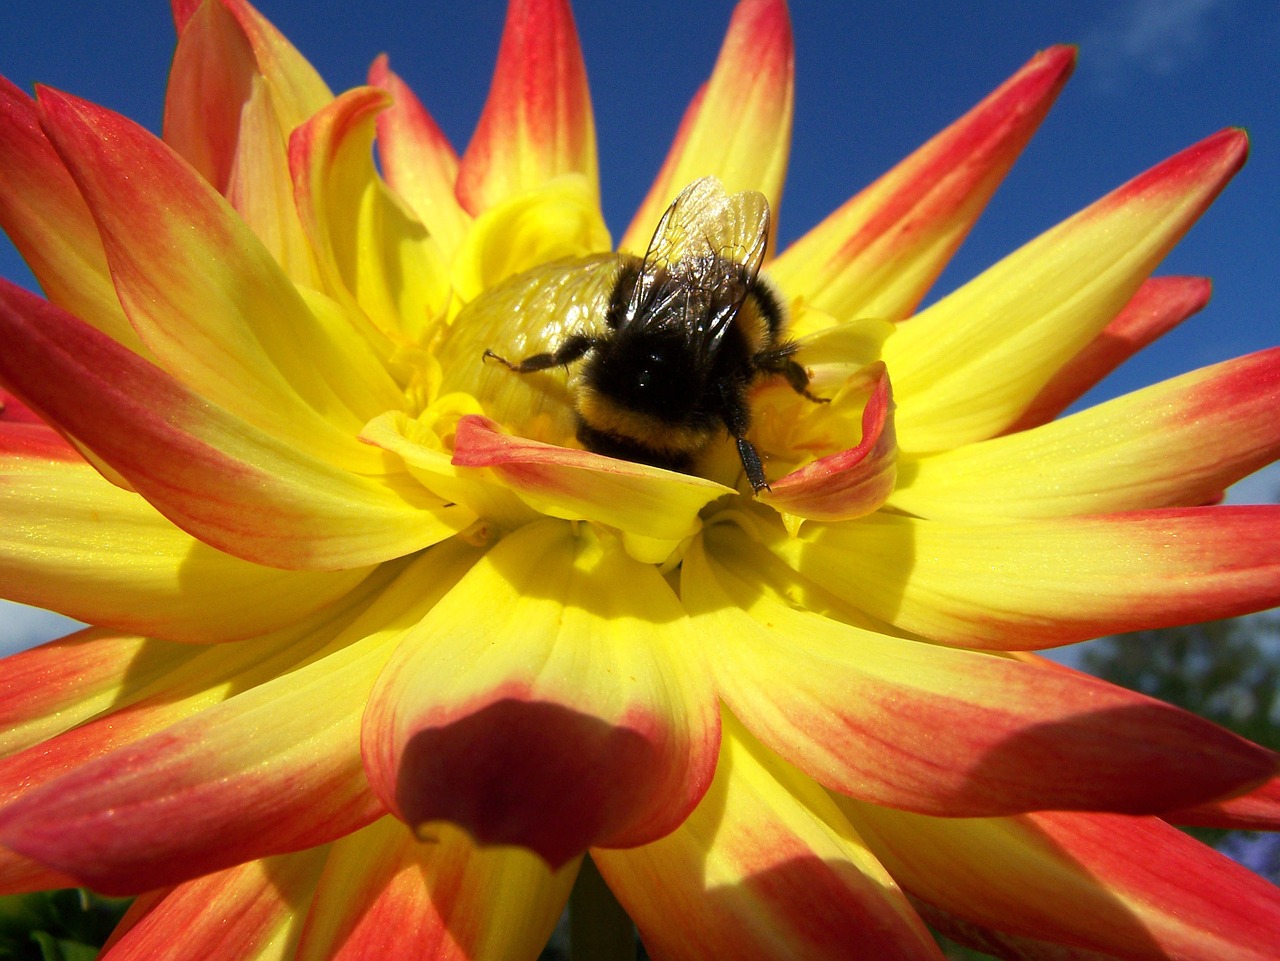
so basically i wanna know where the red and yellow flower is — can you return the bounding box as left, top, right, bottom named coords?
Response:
left=0, top=1, right=1277, bottom=958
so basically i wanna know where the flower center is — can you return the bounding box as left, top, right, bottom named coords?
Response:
left=434, top=254, right=624, bottom=448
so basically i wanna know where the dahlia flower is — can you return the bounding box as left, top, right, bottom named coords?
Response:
left=1, top=0, right=1278, bottom=959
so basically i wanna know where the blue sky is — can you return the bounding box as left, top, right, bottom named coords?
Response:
left=0, top=0, right=1277, bottom=648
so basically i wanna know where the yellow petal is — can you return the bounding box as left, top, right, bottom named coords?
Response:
left=0, top=432, right=373, bottom=639
left=884, top=129, right=1248, bottom=452
left=452, top=416, right=731, bottom=564
left=296, top=818, right=575, bottom=961
left=889, top=348, right=1280, bottom=520
left=770, top=46, right=1075, bottom=322
left=766, top=507, right=1280, bottom=649
left=164, top=0, right=330, bottom=191
left=362, top=521, right=719, bottom=867
left=594, top=711, right=939, bottom=961
left=290, top=85, right=452, bottom=345
left=369, top=55, right=472, bottom=260
left=620, top=0, right=793, bottom=254
left=455, top=0, right=597, bottom=214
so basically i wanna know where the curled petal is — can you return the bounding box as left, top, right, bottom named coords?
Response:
left=165, top=0, right=330, bottom=190
left=361, top=409, right=536, bottom=534
left=296, top=818, right=575, bottom=961
left=37, top=87, right=393, bottom=464
left=165, top=0, right=330, bottom=283
left=98, top=849, right=326, bottom=961
left=0, top=77, right=139, bottom=352
left=0, top=389, right=44, bottom=426
left=621, top=0, right=793, bottom=253
left=370, top=55, right=471, bottom=260
left=0, top=849, right=79, bottom=896
left=452, top=415, right=730, bottom=563
left=290, top=85, right=451, bottom=345
left=909, top=894, right=1144, bottom=961
left=889, top=348, right=1280, bottom=520
left=362, top=521, right=719, bottom=868
left=594, top=712, right=942, bottom=961
left=0, top=282, right=466, bottom=571
left=840, top=804, right=1280, bottom=961
left=771, top=46, right=1075, bottom=321
left=884, top=128, right=1249, bottom=452
left=1007, top=275, right=1212, bottom=432
left=1166, top=775, right=1280, bottom=831
left=456, top=0, right=597, bottom=214
left=688, top=527, right=1275, bottom=815
left=766, top=507, right=1280, bottom=649
left=760, top=363, right=897, bottom=525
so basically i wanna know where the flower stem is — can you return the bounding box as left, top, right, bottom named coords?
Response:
left=568, top=854, right=635, bottom=961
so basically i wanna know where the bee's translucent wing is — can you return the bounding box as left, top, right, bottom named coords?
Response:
left=625, top=177, right=771, bottom=354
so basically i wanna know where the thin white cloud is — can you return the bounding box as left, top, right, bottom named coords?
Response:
left=1085, top=0, right=1235, bottom=86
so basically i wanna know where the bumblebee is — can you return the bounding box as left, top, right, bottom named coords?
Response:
left=484, top=176, right=824, bottom=492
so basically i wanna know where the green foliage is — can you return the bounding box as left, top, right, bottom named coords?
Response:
left=0, top=890, right=130, bottom=961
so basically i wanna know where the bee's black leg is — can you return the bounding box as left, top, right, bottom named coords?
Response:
left=756, top=343, right=828, bottom=404
left=779, top=358, right=829, bottom=404
left=483, top=334, right=598, bottom=373
left=736, top=436, right=770, bottom=493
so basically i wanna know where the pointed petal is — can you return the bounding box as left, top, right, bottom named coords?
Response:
left=452, top=415, right=731, bottom=563
left=0, top=545, right=479, bottom=893
left=362, top=521, right=719, bottom=868
left=369, top=55, right=471, bottom=260
left=0, top=654, right=375, bottom=894
left=0, top=432, right=375, bottom=639
left=37, top=86, right=390, bottom=468
left=759, top=363, right=897, bottom=524
left=909, top=895, right=1140, bottom=961
left=170, top=0, right=200, bottom=32
left=0, top=630, right=195, bottom=757
left=1007, top=275, right=1212, bottom=432
left=840, top=803, right=1280, bottom=961
left=0, top=562, right=403, bottom=765
left=0, top=76, right=139, bottom=352
left=164, top=0, right=330, bottom=191
left=296, top=817, right=575, bottom=961
left=455, top=0, right=597, bottom=214
left=766, top=507, right=1280, bottom=649
left=223, top=75, right=323, bottom=286
left=289, top=85, right=451, bottom=344
left=594, top=712, right=942, bottom=961
left=620, top=0, right=792, bottom=253
left=99, top=849, right=326, bottom=961
left=0, top=849, right=79, bottom=896
left=1166, top=775, right=1280, bottom=831
left=884, top=129, right=1249, bottom=452
left=770, top=47, right=1075, bottom=321
left=889, top=348, right=1280, bottom=520
left=162, top=0, right=261, bottom=192
left=688, top=526, right=1274, bottom=815
left=0, top=389, right=43, bottom=425
left=0, top=281, right=466, bottom=570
